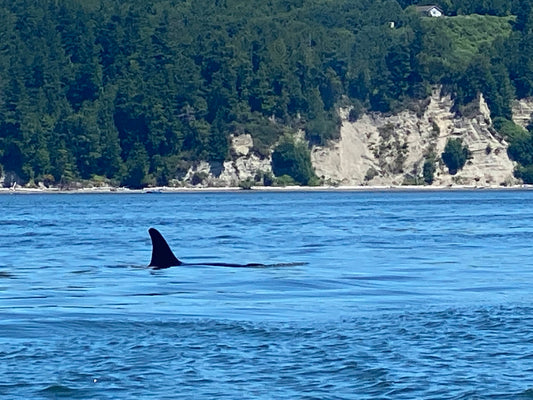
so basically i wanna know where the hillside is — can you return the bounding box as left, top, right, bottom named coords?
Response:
left=0, top=0, right=532, bottom=188
left=419, top=14, right=514, bottom=75
left=169, top=88, right=525, bottom=189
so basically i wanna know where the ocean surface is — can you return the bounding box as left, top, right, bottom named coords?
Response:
left=1, top=190, right=533, bottom=399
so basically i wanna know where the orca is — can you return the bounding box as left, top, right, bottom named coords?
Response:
left=148, top=228, right=307, bottom=269
left=148, top=227, right=304, bottom=269
left=148, top=228, right=182, bottom=269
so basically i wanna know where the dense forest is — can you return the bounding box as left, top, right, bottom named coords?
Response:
left=1, top=0, right=533, bottom=187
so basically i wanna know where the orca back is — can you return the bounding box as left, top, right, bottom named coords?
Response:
left=148, top=228, right=182, bottom=269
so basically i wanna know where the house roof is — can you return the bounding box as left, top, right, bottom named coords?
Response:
left=415, top=5, right=443, bottom=13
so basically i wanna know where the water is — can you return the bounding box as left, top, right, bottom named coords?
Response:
left=1, top=190, right=533, bottom=399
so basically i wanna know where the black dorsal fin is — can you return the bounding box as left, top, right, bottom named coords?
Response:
left=148, top=228, right=182, bottom=269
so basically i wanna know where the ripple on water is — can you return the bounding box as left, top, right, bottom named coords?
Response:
left=0, top=305, right=531, bottom=399
left=1, top=191, right=533, bottom=399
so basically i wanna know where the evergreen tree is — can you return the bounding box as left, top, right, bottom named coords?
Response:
left=442, top=138, right=472, bottom=175
left=122, top=142, right=149, bottom=188
left=272, top=137, right=316, bottom=185
left=0, top=0, right=529, bottom=186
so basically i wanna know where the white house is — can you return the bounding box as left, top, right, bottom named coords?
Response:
left=416, top=5, right=444, bottom=17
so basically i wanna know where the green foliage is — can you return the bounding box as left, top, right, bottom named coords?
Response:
left=494, top=118, right=529, bottom=164
left=492, top=118, right=533, bottom=182
left=0, top=0, right=530, bottom=187
left=401, top=0, right=518, bottom=15
left=254, top=170, right=275, bottom=186
left=272, top=137, right=316, bottom=185
left=274, top=174, right=297, bottom=187
left=238, top=178, right=254, bottom=190
left=493, top=118, right=528, bottom=141
left=306, top=114, right=340, bottom=146
left=421, top=15, right=513, bottom=72
left=420, top=14, right=516, bottom=119
left=348, top=101, right=364, bottom=122
left=441, top=138, right=472, bottom=175
left=423, top=157, right=436, bottom=184
left=190, top=171, right=208, bottom=186
left=514, top=164, right=533, bottom=184
left=208, top=115, right=229, bottom=163
left=236, top=118, right=283, bottom=159
left=365, top=167, right=379, bottom=182
left=507, top=132, right=533, bottom=166
left=121, top=143, right=149, bottom=188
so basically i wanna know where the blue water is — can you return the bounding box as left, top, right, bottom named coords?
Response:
left=1, top=190, right=533, bottom=399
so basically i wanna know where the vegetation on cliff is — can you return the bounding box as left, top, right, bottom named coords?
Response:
left=441, top=138, right=472, bottom=175
left=495, top=117, right=533, bottom=183
left=0, top=0, right=532, bottom=187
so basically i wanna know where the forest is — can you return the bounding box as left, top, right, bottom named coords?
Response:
left=1, top=0, right=533, bottom=187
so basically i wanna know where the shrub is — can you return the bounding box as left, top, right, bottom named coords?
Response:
left=271, top=137, right=316, bottom=185
left=121, top=143, right=149, bottom=188
left=238, top=178, right=254, bottom=190
left=308, top=175, right=322, bottom=186
left=274, top=174, right=297, bottom=186
left=423, top=157, right=436, bottom=184
left=348, top=100, right=364, bottom=122
left=305, top=115, right=340, bottom=146
left=42, top=174, right=56, bottom=188
left=241, top=119, right=284, bottom=158
left=441, top=138, right=471, bottom=175
left=507, top=133, right=533, bottom=166
left=190, top=171, right=208, bottom=185
left=254, top=170, right=274, bottom=186
left=514, top=165, right=533, bottom=184
left=493, top=118, right=528, bottom=141
left=364, top=167, right=378, bottom=181
left=493, top=118, right=533, bottom=169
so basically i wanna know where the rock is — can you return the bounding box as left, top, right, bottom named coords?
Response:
left=512, top=98, right=533, bottom=129
left=231, top=134, right=253, bottom=157
left=177, top=89, right=527, bottom=188
left=180, top=135, right=273, bottom=187
left=312, top=88, right=517, bottom=187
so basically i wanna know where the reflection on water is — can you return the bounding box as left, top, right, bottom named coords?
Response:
left=1, top=191, right=533, bottom=398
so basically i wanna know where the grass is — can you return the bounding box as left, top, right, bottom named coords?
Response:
left=421, top=14, right=515, bottom=69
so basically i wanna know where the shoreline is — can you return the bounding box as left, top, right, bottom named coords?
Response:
left=1, top=184, right=533, bottom=195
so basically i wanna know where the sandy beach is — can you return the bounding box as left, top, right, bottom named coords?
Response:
left=1, top=183, right=531, bottom=195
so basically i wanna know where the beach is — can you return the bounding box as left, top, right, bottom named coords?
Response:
left=1, top=183, right=531, bottom=195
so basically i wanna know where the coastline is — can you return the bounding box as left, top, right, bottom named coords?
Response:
left=1, top=184, right=532, bottom=195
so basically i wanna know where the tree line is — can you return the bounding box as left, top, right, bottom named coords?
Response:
left=0, top=0, right=532, bottom=187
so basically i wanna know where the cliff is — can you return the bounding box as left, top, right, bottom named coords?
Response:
left=181, top=88, right=523, bottom=188
left=178, top=134, right=272, bottom=188
left=5, top=91, right=530, bottom=190
left=311, top=89, right=517, bottom=187
left=512, top=98, right=533, bottom=129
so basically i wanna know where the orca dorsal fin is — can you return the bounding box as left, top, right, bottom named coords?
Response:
left=148, top=228, right=182, bottom=269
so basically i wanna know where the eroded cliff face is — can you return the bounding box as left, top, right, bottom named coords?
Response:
left=512, top=98, right=533, bottom=129
left=312, top=89, right=517, bottom=187
left=180, top=91, right=533, bottom=188
left=179, top=134, right=272, bottom=187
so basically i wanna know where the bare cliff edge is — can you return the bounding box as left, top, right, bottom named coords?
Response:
left=186, top=88, right=529, bottom=188
left=312, top=89, right=517, bottom=187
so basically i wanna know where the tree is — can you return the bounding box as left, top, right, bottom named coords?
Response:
left=442, top=138, right=472, bottom=175
left=0, top=0, right=528, bottom=189
left=515, top=165, right=533, bottom=184
left=423, top=156, right=436, bottom=184
left=271, top=137, right=315, bottom=185
left=122, top=142, right=149, bottom=188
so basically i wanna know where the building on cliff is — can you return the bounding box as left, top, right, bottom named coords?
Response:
left=416, top=5, right=444, bottom=17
